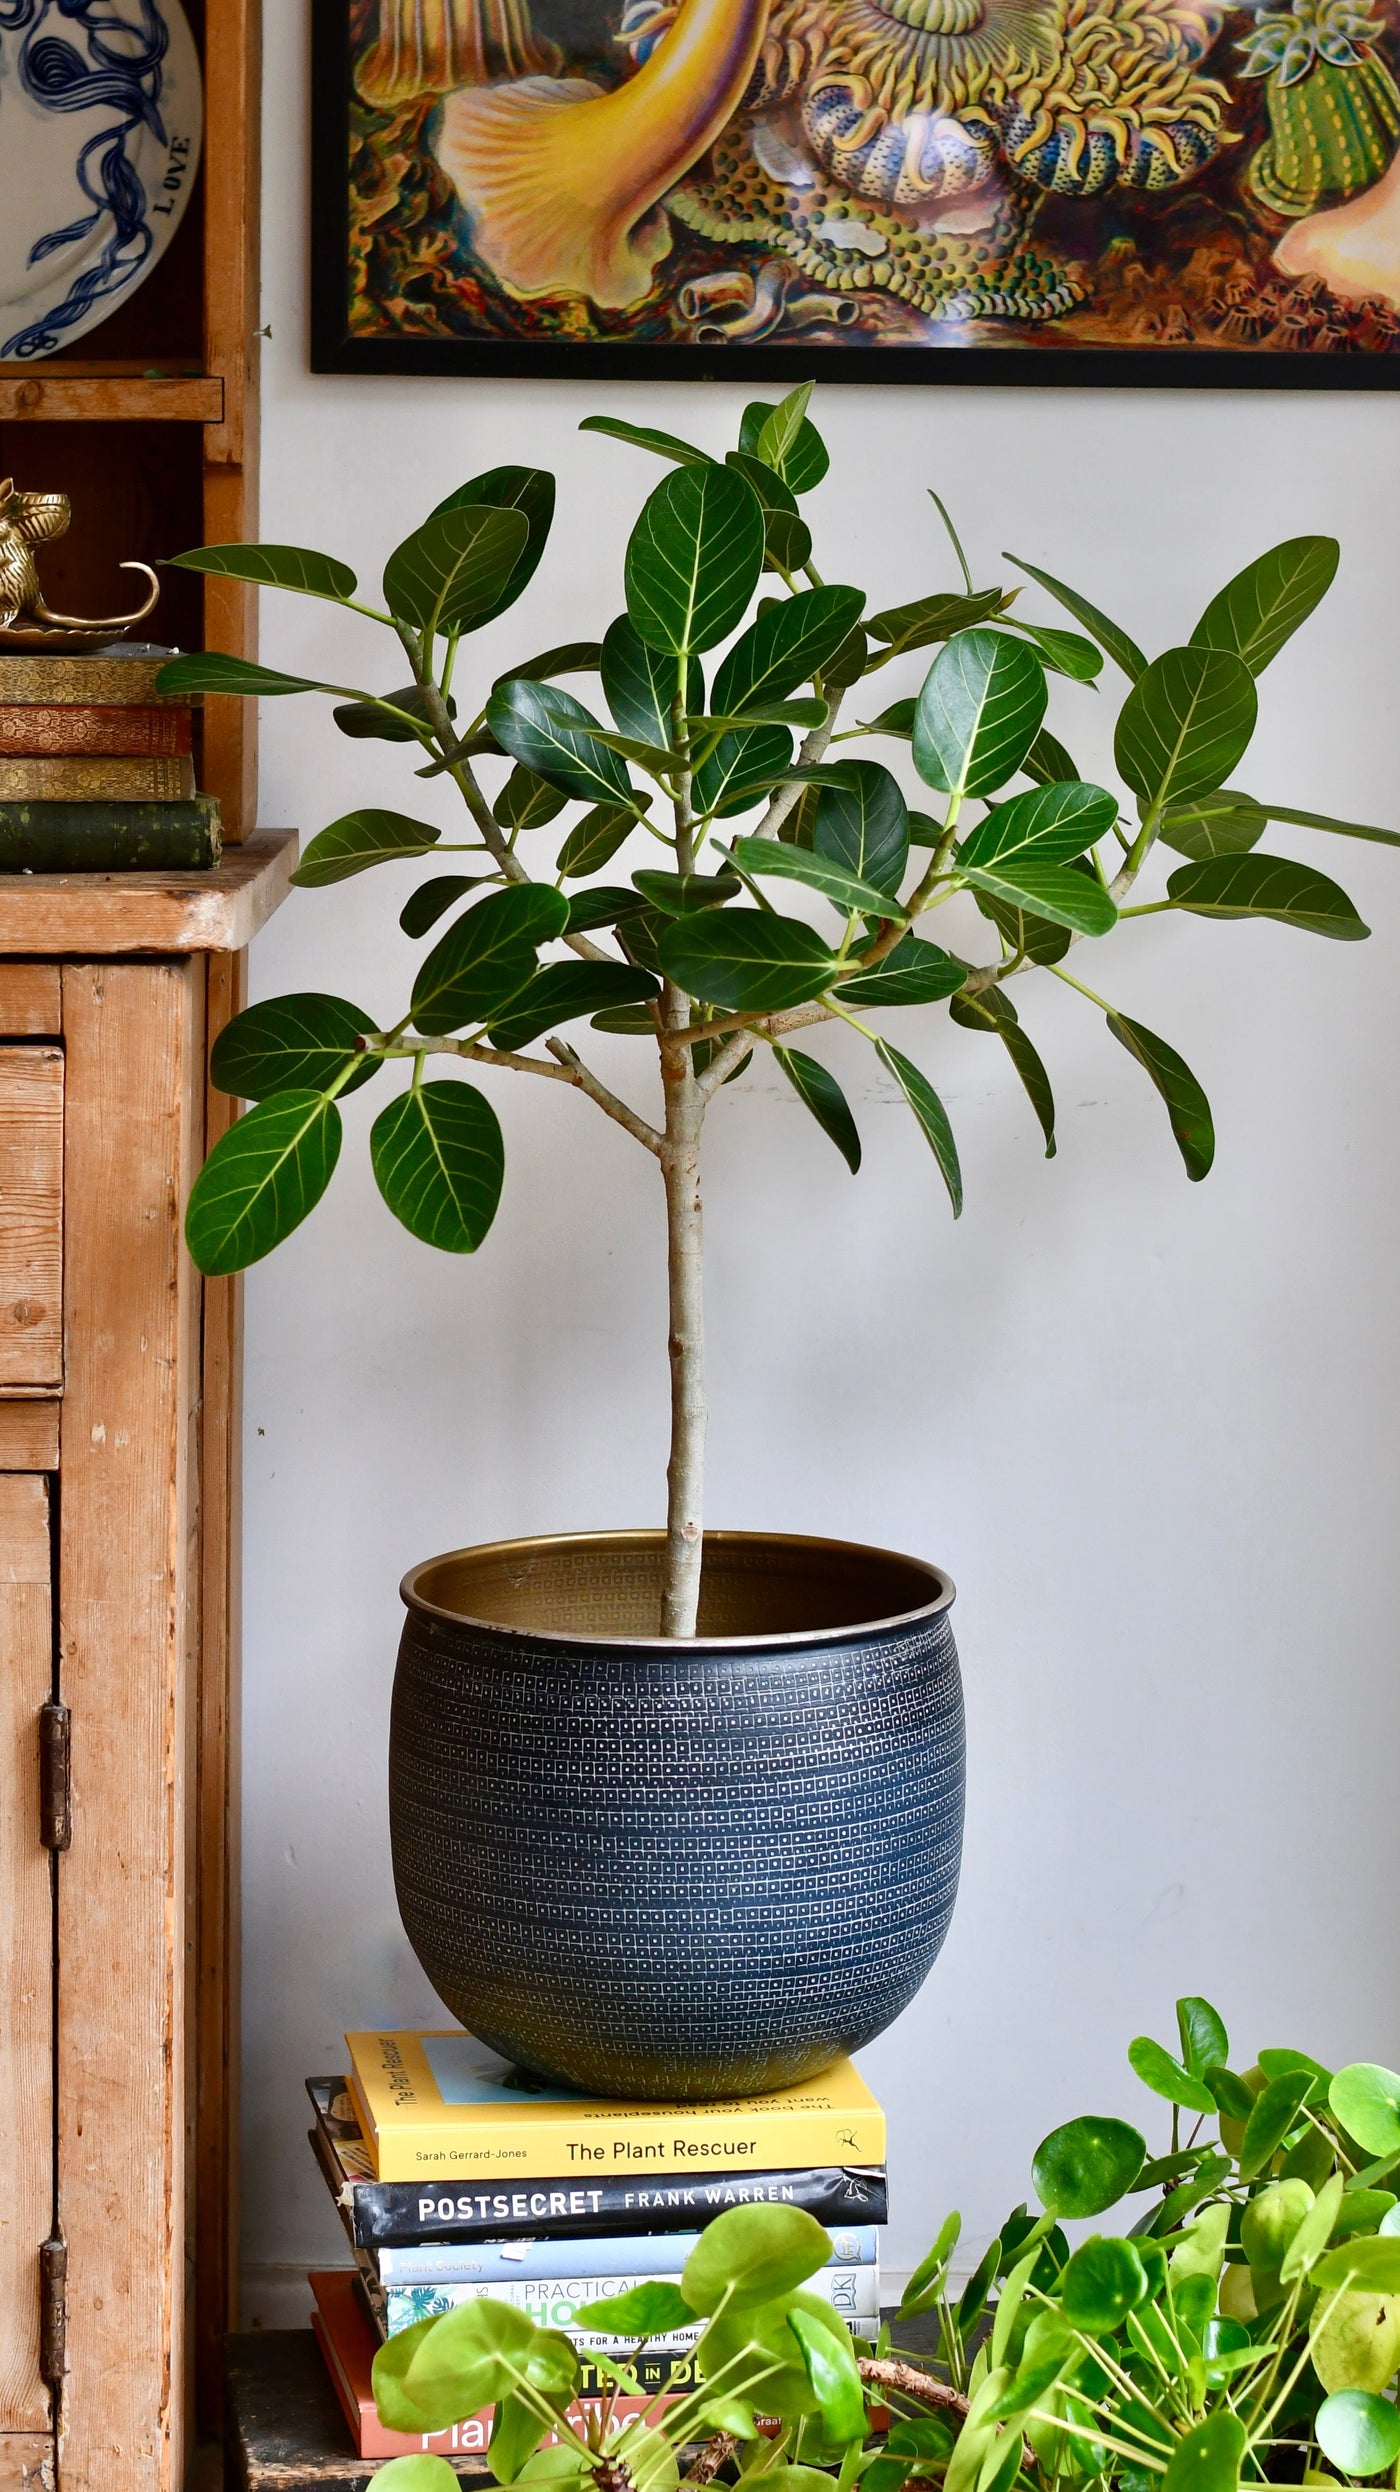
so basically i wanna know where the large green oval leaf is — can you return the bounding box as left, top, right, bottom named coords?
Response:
left=710, top=586, right=865, bottom=717
left=430, top=467, right=555, bottom=628
left=558, top=803, right=634, bottom=878
left=602, top=616, right=703, bottom=747
left=1115, top=646, right=1258, bottom=815
left=658, top=909, right=838, bottom=1011
left=1310, top=2289, right=1400, bottom=2392
left=488, top=679, right=634, bottom=810
left=487, top=962, right=659, bottom=1051
left=580, top=2282, right=695, bottom=2338
left=373, top=2298, right=539, bottom=2434
left=959, top=856, right=1116, bottom=937
left=913, top=629, right=1048, bottom=800
left=693, top=723, right=793, bottom=818
left=731, top=836, right=905, bottom=921
left=960, top=780, right=1118, bottom=872
left=1331, top=2066, right=1400, bottom=2157
left=838, top=934, right=968, bottom=1007
left=292, top=807, right=442, bottom=888
left=787, top=2302, right=866, bottom=2444
left=333, top=686, right=443, bottom=745
left=1107, top=1014, right=1214, bottom=1183
left=876, top=1039, right=962, bottom=1217
left=996, top=619, right=1103, bottom=681
left=949, top=988, right=1056, bottom=1160
left=580, top=415, right=713, bottom=469
left=812, top=760, right=908, bottom=895
left=625, top=464, right=765, bottom=657
left=1158, top=790, right=1267, bottom=861
left=775, top=1047, right=861, bottom=1173
left=1002, top=554, right=1147, bottom=681
left=168, top=542, right=357, bottom=602
left=384, top=504, right=529, bottom=640
left=371, top=2459, right=461, bottom=2492
left=956, top=782, right=1111, bottom=882
left=401, top=876, right=493, bottom=938
left=412, top=885, right=568, bottom=1036
left=156, top=650, right=333, bottom=699
left=1032, top=2116, right=1145, bottom=2218
left=1161, top=2408, right=1245, bottom=2492
left=1061, top=2237, right=1148, bottom=2334
left=683, top=2205, right=832, bottom=2316
left=1129, top=2036, right=1217, bottom=2114
left=739, top=394, right=830, bottom=495
left=865, top=589, right=1004, bottom=662
left=1238, top=2068, right=1314, bottom=2180
left=493, top=767, right=567, bottom=834
left=1315, top=2391, right=1400, bottom=2477
left=1167, top=853, right=1369, bottom=940
left=1312, top=2237, right=1400, bottom=2294
left=1189, top=537, right=1339, bottom=676
left=370, top=1082, right=505, bottom=1253
left=211, top=993, right=380, bottom=1100
left=1177, top=1998, right=1228, bottom=2077
left=185, top=1091, right=342, bottom=1276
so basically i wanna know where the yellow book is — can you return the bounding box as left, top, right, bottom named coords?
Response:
left=346, top=2031, right=886, bottom=2183
left=0, top=754, right=195, bottom=802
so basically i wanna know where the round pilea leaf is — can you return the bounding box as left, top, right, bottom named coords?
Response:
left=1160, top=2409, right=1246, bottom=2492
left=1330, top=2066, right=1400, bottom=2158
left=1061, top=2236, right=1149, bottom=2334
left=1032, top=2116, right=1145, bottom=2219
left=1315, top=2391, right=1400, bottom=2478
left=682, top=2203, right=830, bottom=2315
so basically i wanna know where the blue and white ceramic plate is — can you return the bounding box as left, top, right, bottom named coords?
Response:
left=0, top=1, right=203, bottom=363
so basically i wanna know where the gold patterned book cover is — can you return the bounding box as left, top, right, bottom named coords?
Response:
left=0, top=706, right=192, bottom=760
left=0, top=755, right=196, bottom=803
left=0, top=653, right=193, bottom=708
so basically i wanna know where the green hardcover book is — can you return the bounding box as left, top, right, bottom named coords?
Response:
left=0, top=800, right=221, bottom=873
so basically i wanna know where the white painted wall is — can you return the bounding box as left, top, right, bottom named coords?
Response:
left=241, top=1, right=1400, bottom=2324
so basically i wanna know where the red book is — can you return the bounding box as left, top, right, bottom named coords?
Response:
left=0, top=704, right=192, bottom=758
left=309, top=2271, right=681, bottom=2462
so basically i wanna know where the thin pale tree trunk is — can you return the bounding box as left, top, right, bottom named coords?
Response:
left=660, top=1009, right=706, bottom=1639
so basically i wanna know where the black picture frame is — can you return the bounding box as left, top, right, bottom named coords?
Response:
left=311, top=0, right=1400, bottom=386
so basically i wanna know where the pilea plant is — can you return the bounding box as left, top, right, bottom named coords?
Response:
left=356, top=2003, right=1400, bottom=2492
left=167, top=385, right=1397, bottom=1636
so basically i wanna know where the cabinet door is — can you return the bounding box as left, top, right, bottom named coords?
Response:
left=0, top=1473, right=53, bottom=2444
left=0, top=1051, right=63, bottom=1393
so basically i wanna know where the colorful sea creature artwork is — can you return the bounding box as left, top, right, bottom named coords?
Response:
left=314, top=0, right=1400, bottom=363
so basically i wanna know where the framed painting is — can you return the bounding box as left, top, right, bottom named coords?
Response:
left=311, top=0, right=1400, bottom=379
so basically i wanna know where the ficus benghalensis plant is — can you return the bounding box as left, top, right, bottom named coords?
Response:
left=166, top=385, right=1398, bottom=1635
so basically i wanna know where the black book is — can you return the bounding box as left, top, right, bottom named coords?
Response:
left=308, top=2077, right=887, bottom=2250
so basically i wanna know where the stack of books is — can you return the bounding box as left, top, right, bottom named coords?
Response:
left=0, top=646, right=220, bottom=870
left=307, top=2028, right=889, bottom=2462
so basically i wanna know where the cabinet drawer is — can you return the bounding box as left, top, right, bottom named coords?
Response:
left=0, top=1050, right=62, bottom=1391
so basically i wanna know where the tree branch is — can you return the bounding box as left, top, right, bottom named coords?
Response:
left=404, top=631, right=613, bottom=966
left=545, top=1037, right=663, bottom=1155
left=857, top=2359, right=970, bottom=2423
left=680, top=2431, right=738, bottom=2488
left=696, top=1026, right=759, bottom=1101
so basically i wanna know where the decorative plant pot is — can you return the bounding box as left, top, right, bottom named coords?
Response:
left=390, top=1529, right=964, bottom=2100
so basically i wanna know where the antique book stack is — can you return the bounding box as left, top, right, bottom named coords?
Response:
left=0, top=648, right=220, bottom=870
left=307, top=2029, right=888, bottom=2462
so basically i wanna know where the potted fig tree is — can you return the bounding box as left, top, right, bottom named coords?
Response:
left=168, top=387, right=1396, bottom=2102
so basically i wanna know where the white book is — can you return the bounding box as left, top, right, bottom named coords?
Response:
left=380, top=2257, right=881, bottom=2342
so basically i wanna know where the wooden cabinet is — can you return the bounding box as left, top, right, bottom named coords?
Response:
left=0, top=837, right=292, bottom=2492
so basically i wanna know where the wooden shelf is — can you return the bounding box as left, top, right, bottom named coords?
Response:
left=0, top=373, right=225, bottom=424
left=0, top=829, right=296, bottom=957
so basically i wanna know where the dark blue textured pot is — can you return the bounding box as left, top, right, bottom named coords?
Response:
left=390, top=1530, right=964, bottom=2100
